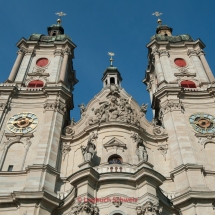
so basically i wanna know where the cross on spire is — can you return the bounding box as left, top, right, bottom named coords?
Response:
left=152, top=11, right=163, bottom=25
left=55, top=12, right=67, bottom=25
left=108, top=52, right=115, bottom=66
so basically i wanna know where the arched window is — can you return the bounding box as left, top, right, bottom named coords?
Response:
left=180, top=80, right=196, bottom=88
left=28, top=80, right=44, bottom=88
left=110, top=77, right=115, bottom=84
left=108, top=154, right=122, bottom=164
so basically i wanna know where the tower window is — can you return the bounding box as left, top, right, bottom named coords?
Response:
left=174, top=58, right=187, bottom=67
left=8, top=165, right=13, bottom=172
left=36, top=58, right=49, bottom=67
left=108, top=154, right=122, bottom=164
left=28, top=80, right=44, bottom=88
left=110, top=77, right=115, bottom=84
left=180, top=80, right=196, bottom=88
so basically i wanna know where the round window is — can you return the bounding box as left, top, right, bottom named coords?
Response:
left=174, top=58, right=186, bottom=67
left=36, top=58, right=49, bottom=67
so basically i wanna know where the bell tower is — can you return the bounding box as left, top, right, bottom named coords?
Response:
left=0, top=15, right=78, bottom=214
left=143, top=15, right=215, bottom=214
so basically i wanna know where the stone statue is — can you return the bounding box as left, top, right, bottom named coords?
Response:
left=140, top=103, right=148, bottom=115
left=131, top=132, right=148, bottom=162
left=71, top=203, right=99, bottom=215
left=78, top=103, right=86, bottom=116
left=81, top=132, right=97, bottom=162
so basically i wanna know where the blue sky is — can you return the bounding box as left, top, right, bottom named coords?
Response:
left=1, top=1, right=215, bottom=121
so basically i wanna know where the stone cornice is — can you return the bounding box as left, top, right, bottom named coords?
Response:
left=171, top=190, right=215, bottom=206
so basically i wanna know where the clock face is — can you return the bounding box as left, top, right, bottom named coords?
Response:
left=7, top=112, right=38, bottom=134
left=189, top=113, right=215, bottom=134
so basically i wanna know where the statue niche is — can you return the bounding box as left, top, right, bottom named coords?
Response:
left=131, top=132, right=148, bottom=162
left=88, top=85, right=140, bottom=126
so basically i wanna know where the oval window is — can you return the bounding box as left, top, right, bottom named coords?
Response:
left=36, top=58, right=49, bottom=67
left=174, top=58, right=186, bottom=67
left=28, top=80, right=44, bottom=88
left=180, top=80, right=196, bottom=88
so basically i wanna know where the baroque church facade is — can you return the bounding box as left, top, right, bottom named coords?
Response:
left=0, top=18, right=215, bottom=215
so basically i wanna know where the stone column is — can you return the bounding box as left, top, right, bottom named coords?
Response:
left=197, top=49, right=214, bottom=82
left=152, top=49, right=165, bottom=83
left=8, top=48, right=25, bottom=82
left=188, top=50, right=209, bottom=82
left=59, top=48, right=70, bottom=83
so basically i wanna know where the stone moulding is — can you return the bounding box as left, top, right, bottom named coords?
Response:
left=103, top=137, right=126, bottom=152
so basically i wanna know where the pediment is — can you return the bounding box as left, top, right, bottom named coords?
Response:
left=103, top=137, right=126, bottom=151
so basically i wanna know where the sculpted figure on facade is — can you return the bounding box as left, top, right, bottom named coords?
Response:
left=71, top=203, right=99, bottom=215
left=136, top=206, right=143, bottom=215
left=142, top=201, right=162, bottom=215
left=88, top=84, right=140, bottom=126
left=64, top=117, right=75, bottom=136
left=140, top=103, right=148, bottom=116
left=81, top=132, right=97, bottom=162
left=131, top=132, right=148, bottom=162
left=78, top=103, right=86, bottom=117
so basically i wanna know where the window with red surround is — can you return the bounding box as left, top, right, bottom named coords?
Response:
left=28, top=80, right=44, bottom=88
left=174, top=58, right=186, bottom=67
left=36, top=58, right=49, bottom=67
left=180, top=80, right=196, bottom=88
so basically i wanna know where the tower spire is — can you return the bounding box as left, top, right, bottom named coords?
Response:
left=55, top=11, right=67, bottom=26
left=108, top=52, right=115, bottom=67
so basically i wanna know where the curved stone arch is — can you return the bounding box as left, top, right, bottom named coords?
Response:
left=109, top=210, right=127, bottom=215
left=25, top=76, right=47, bottom=87
left=0, top=138, right=31, bottom=171
left=204, top=140, right=215, bottom=148
left=177, top=78, right=199, bottom=88
left=104, top=151, right=128, bottom=163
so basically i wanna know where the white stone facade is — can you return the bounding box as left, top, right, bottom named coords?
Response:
left=0, top=22, right=215, bottom=215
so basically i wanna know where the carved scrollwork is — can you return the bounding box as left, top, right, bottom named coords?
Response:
left=161, top=101, right=184, bottom=114
left=136, top=201, right=162, bottom=215
left=153, top=126, right=164, bottom=135
left=54, top=49, right=63, bottom=56
left=187, top=49, right=197, bottom=57
left=112, top=197, right=122, bottom=207
left=71, top=202, right=99, bottom=215
left=64, top=47, right=71, bottom=55
left=88, top=85, right=140, bottom=126
left=44, top=101, right=66, bottom=115
left=157, top=144, right=168, bottom=160
left=196, top=49, right=205, bottom=57
left=64, top=118, right=75, bottom=136
left=159, top=49, right=169, bottom=57
left=61, top=142, right=72, bottom=160
left=151, top=49, right=159, bottom=56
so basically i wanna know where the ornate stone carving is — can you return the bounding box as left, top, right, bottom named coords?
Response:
left=25, top=49, right=35, bottom=56
left=140, top=103, right=148, bottom=116
left=27, top=67, right=49, bottom=77
left=17, top=47, right=26, bottom=55
left=151, top=49, right=159, bottom=56
left=131, top=132, right=148, bottom=162
left=54, top=49, right=63, bottom=56
left=64, top=47, right=71, bottom=56
left=159, top=49, right=169, bottom=57
left=157, top=144, right=168, bottom=160
left=64, top=118, right=75, bottom=136
left=78, top=103, right=86, bottom=117
left=153, top=126, right=164, bottom=135
left=161, top=101, right=184, bottom=114
left=44, top=101, right=66, bottom=114
left=71, top=202, right=99, bottom=215
left=88, top=85, right=140, bottom=126
left=187, top=49, right=197, bottom=57
left=112, top=197, right=122, bottom=207
left=135, top=201, right=162, bottom=215
left=81, top=132, right=97, bottom=162
left=196, top=49, right=205, bottom=56
left=61, top=142, right=72, bottom=160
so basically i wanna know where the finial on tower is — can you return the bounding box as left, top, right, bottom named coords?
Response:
left=108, top=52, right=115, bottom=66
left=55, top=12, right=67, bottom=25
left=152, top=11, right=163, bottom=25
